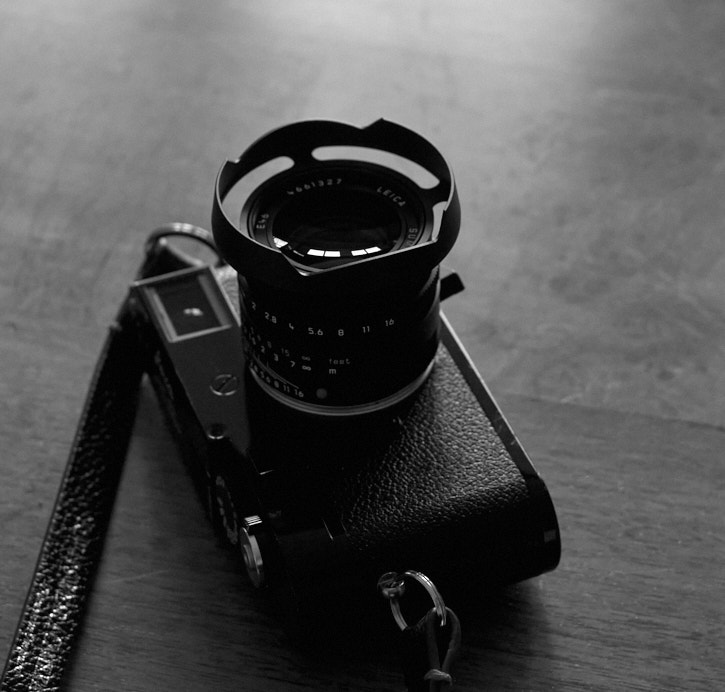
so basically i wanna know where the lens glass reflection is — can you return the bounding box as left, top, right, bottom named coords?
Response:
left=270, top=188, right=401, bottom=264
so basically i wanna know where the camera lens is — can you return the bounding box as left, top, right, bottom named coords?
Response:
left=212, top=120, right=460, bottom=416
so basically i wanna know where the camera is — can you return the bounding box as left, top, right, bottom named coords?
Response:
left=129, top=120, right=560, bottom=620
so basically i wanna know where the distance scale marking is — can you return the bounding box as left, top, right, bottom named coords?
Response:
left=242, top=322, right=348, bottom=403
left=240, top=303, right=404, bottom=403
left=247, top=356, right=306, bottom=401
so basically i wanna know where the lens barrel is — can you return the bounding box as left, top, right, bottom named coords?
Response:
left=212, top=120, right=460, bottom=415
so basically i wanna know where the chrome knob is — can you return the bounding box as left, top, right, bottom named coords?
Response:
left=240, top=515, right=265, bottom=588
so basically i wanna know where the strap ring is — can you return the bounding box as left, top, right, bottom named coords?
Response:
left=377, top=570, right=447, bottom=630
left=144, top=222, right=225, bottom=266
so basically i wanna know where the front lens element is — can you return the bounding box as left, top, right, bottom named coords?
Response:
left=245, top=164, right=427, bottom=271
left=271, top=186, right=401, bottom=264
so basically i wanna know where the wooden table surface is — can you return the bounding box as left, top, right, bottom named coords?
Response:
left=2, top=1, right=724, bottom=690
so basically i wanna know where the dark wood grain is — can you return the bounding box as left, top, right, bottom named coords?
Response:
left=2, top=0, right=724, bottom=690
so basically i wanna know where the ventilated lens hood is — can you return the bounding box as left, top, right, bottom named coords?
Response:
left=211, top=119, right=460, bottom=293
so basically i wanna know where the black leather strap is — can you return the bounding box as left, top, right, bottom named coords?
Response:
left=1, top=314, right=143, bottom=691
left=1, top=228, right=215, bottom=691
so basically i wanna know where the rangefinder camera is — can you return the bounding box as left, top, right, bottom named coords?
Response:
left=128, top=120, right=560, bottom=619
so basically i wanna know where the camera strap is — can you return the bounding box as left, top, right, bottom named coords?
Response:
left=1, top=226, right=463, bottom=692
left=0, top=309, right=143, bottom=691
left=0, top=228, right=203, bottom=691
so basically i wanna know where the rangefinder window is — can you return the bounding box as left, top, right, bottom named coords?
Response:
left=149, top=272, right=231, bottom=342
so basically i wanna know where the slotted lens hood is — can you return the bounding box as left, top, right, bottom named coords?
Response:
left=212, top=119, right=460, bottom=293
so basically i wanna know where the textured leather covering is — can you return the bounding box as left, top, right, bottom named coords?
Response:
left=217, top=264, right=560, bottom=598
left=272, top=340, right=560, bottom=600
left=336, top=343, right=533, bottom=570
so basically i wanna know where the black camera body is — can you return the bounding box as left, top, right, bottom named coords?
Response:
left=128, top=120, right=560, bottom=619
left=129, top=261, right=560, bottom=616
